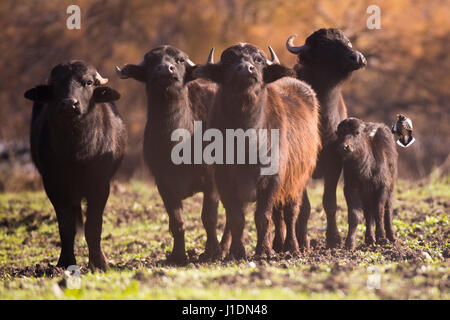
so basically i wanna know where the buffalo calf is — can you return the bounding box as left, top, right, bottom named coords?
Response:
left=24, top=61, right=127, bottom=270
left=336, top=118, right=397, bottom=249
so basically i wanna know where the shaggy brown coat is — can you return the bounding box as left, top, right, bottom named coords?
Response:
left=194, top=43, right=320, bottom=258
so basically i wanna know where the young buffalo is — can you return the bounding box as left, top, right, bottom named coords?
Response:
left=115, top=46, right=220, bottom=263
left=336, top=118, right=397, bottom=249
left=286, top=29, right=367, bottom=248
left=24, top=61, right=127, bottom=270
left=194, top=43, right=320, bottom=259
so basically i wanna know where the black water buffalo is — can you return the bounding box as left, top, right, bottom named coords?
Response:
left=24, top=61, right=127, bottom=270
left=286, top=29, right=367, bottom=248
left=193, top=43, right=320, bottom=259
left=115, top=46, right=221, bottom=264
left=336, top=118, right=398, bottom=249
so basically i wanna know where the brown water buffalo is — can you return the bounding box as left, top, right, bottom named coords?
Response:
left=193, top=43, right=320, bottom=259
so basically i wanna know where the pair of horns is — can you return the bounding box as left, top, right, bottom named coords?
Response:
left=286, top=34, right=308, bottom=54
left=206, top=46, right=280, bottom=65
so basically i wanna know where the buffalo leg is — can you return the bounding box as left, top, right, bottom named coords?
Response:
left=363, top=203, right=376, bottom=245
left=374, top=191, right=388, bottom=245
left=45, top=184, right=77, bottom=268
left=55, top=203, right=78, bottom=268
left=283, top=200, right=300, bottom=254
left=219, top=218, right=232, bottom=259
left=85, top=183, right=109, bottom=270
left=296, top=190, right=311, bottom=250
left=272, top=202, right=286, bottom=253
left=224, top=201, right=247, bottom=260
left=254, top=178, right=279, bottom=258
left=384, top=192, right=396, bottom=243
left=344, top=185, right=361, bottom=250
left=200, top=191, right=220, bottom=260
left=323, top=159, right=342, bottom=248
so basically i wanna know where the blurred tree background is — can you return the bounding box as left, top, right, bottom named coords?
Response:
left=0, top=0, right=449, bottom=190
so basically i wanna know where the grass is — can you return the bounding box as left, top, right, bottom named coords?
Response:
left=0, top=176, right=449, bottom=299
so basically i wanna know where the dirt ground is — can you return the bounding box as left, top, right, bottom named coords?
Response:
left=0, top=177, right=448, bottom=299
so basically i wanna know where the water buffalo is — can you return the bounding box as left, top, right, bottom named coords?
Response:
left=193, top=43, right=320, bottom=259
left=115, top=46, right=221, bottom=263
left=286, top=29, right=367, bottom=248
left=336, top=118, right=397, bottom=249
left=24, top=61, right=127, bottom=270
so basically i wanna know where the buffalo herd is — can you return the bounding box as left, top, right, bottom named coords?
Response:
left=24, top=28, right=398, bottom=270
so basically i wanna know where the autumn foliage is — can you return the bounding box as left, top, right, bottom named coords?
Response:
left=1, top=0, right=449, bottom=181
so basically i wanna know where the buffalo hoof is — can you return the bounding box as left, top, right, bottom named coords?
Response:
left=57, top=254, right=76, bottom=269
left=365, top=235, right=375, bottom=246
left=345, top=238, right=357, bottom=251
left=298, top=236, right=310, bottom=251
left=199, top=240, right=221, bottom=262
left=387, top=234, right=396, bottom=243
left=376, top=237, right=389, bottom=246
left=272, top=238, right=284, bottom=253
left=166, top=252, right=188, bottom=265
left=283, top=239, right=300, bottom=256
left=255, top=244, right=276, bottom=260
left=198, top=249, right=220, bottom=262
left=217, top=245, right=230, bottom=260
left=88, top=252, right=108, bottom=271
left=227, top=243, right=246, bottom=261
left=326, top=232, right=342, bottom=249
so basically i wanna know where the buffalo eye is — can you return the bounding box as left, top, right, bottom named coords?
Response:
left=176, top=57, right=185, bottom=64
left=84, top=80, right=93, bottom=87
left=254, top=56, right=263, bottom=64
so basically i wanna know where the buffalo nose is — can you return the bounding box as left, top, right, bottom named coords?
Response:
left=61, top=98, right=78, bottom=107
left=156, top=63, right=175, bottom=74
left=350, top=51, right=367, bottom=67
left=60, top=98, right=80, bottom=114
left=236, top=63, right=255, bottom=74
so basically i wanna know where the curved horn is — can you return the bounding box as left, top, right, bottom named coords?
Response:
left=286, top=34, right=307, bottom=54
left=186, top=58, right=195, bottom=67
left=115, top=59, right=145, bottom=79
left=207, top=48, right=214, bottom=64
left=95, top=71, right=109, bottom=85
left=266, top=46, right=280, bottom=65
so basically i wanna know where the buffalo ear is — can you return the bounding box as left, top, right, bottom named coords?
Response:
left=184, top=64, right=197, bottom=83
left=192, top=64, right=222, bottom=83
left=263, top=64, right=295, bottom=84
left=93, top=86, right=121, bottom=103
left=24, top=85, right=52, bottom=102
left=118, top=64, right=146, bottom=82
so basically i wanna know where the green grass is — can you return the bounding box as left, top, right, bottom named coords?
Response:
left=0, top=177, right=448, bottom=299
